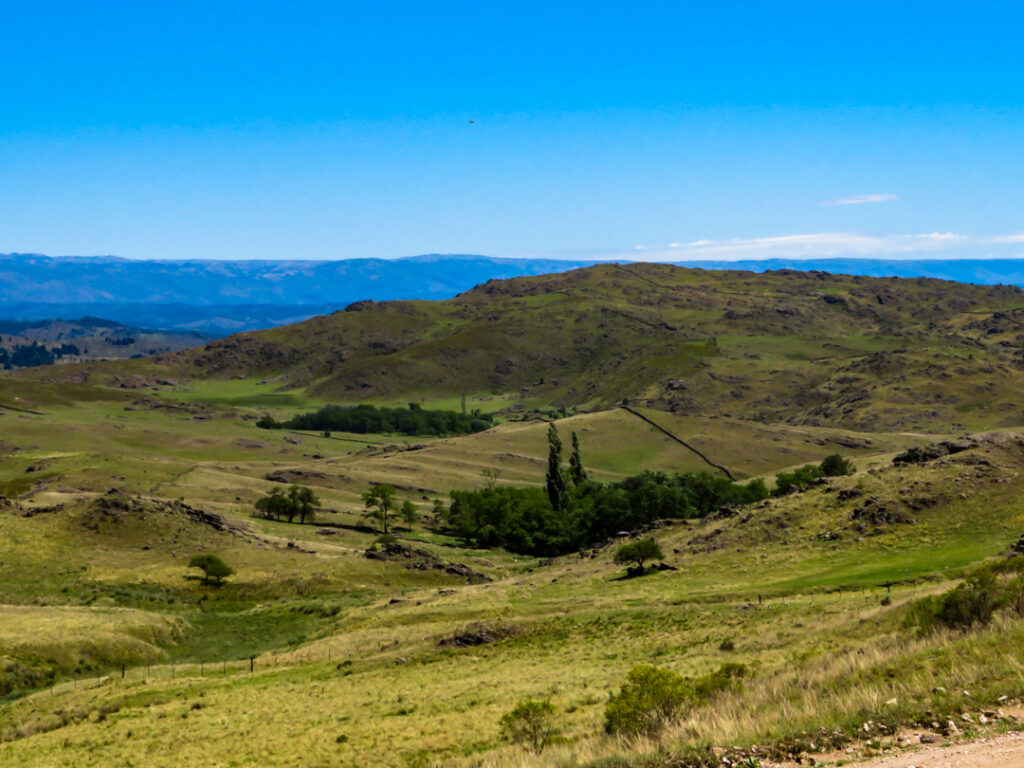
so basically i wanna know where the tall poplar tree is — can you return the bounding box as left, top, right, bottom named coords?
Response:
left=569, top=431, right=587, bottom=486
left=545, top=423, right=569, bottom=512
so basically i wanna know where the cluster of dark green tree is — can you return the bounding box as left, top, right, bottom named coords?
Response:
left=256, top=402, right=493, bottom=436
left=440, top=424, right=771, bottom=557
left=253, top=484, right=319, bottom=523
left=0, top=341, right=80, bottom=369
left=772, top=453, right=854, bottom=495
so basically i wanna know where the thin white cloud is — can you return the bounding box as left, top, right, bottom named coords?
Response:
left=632, top=232, right=966, bottom=262
left=987, top=234, right=1024, bottom=244
left=820, top=193, right=901, bottom=206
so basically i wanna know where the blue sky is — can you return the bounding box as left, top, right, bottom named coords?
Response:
left=2, top=1, right=1024, bottom=261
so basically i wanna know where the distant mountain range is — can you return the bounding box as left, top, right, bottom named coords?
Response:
left=4, top=252, right=1024, bottom=335
left=0, top=253, right=596, bottom=333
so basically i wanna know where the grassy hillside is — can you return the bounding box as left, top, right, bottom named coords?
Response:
left=29, top=263, right=1024, bottom=432
left=3, top=264, right=1024, bottom=766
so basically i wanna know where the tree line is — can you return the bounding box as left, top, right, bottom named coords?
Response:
left=439, top=424, right=852, bottom=557
left=256, top=402, right=494, bottom=437
left=0, top=341, right=80, bottom=369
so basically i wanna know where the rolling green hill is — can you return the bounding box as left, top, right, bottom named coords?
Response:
left=31, top=263, right=1024, bottom=432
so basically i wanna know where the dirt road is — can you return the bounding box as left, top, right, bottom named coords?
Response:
left=839, top=732, right=1024, bottom=767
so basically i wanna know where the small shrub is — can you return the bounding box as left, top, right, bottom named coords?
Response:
left=374, top=534, right=398, bottom=545
left=604, top=665, right=691, bottom=737
left=693, top=662, right=747, bottom=701
left=499, top=699, right=557, bottom=754
left=718, top=638, right=735, bottom=652
left=909, top=570, right=1000, bottom=632
left=1002, top=574, right=1024, bottom=616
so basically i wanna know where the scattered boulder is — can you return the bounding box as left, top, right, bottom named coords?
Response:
left=364, top=541, right=491, bottom=583
left=1011, top=533, right=1024, bottom=555
left=438, top=622, right=516, bottom=648
left=79, top=488, right=248, bottom=535
left=893, top=438, right=978, bottom=465
left=443, top=562, right=491, bottom=583
left=0, top=494, right=11, bottom=508
left=851, top=498, right=914, bottom=526
left=264, top=469, right=327, bottom=484
left=365, top=541, right=438, bottom=563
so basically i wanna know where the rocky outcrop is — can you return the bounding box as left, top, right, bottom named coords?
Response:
left=364, top=541, right=491, bottom=583
left=893, top=438, right=978, bottom=465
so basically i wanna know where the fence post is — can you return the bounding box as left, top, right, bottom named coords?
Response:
left=250, top=656, right=255, bottom=673
left=121, top=664, right=126, bottom=679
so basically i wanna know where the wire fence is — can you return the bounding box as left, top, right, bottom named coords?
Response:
left=34, top=581, right=927, bottom=699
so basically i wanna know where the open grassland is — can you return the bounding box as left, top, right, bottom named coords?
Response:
left=1, top=369, right=1024, bottom=766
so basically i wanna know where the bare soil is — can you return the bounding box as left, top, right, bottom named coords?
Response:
left=833, top=731, right=1024, bottom=768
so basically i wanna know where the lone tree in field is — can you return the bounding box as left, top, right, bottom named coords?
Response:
left=499, top=698, right=558, bottom=754
left=568, top=430, right=587, bottom=486
left=363, top=483, right=397, bottom=534
left=188, top=554, right=234, bottom=585
left=545, top=423, right=569, bottom=512
left=614, top=539, right=663, bottom=575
